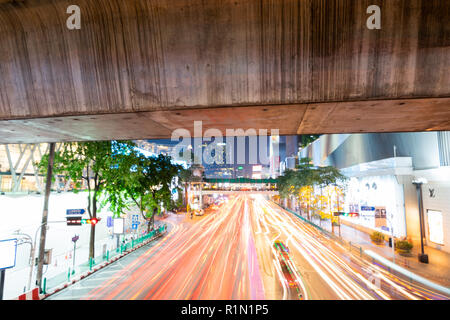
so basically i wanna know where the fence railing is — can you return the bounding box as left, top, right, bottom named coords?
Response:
left=42, top=224, right=167, bottom=295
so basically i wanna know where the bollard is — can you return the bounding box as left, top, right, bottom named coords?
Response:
left=68, top=268, right=71, bottom=282
left=106, top=250, right=109, bottom=261
left=42, top=278, right=47, bottom=295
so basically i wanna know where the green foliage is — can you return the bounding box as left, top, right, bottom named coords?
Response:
left=370, top=231, right=385, bottom=243
left=299, top=135, right=321, bottom=148
left=395, top=240, right=413, bottom=251
left=38, top=141, right=183, bottom=254
left=38, top=140, right=138, bottom=259
left=116, top=153, right=182, bottom=223
left=277, top=157, right=347, bottom=199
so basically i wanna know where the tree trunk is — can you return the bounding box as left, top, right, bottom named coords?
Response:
left=36, top=142, right=56, bottom=291
left=89, top=185, right=98, bottom=260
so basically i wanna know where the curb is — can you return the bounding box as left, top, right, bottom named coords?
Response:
left=15, top=288, right=45, bottom=300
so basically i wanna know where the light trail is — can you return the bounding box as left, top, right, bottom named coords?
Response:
left=49, top=194, right=449, bottom=301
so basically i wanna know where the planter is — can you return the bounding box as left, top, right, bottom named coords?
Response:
left=396, top=248, right=412, bottom=256
left=370, top=231, right=386, bottom=245
left=395, top=240, right=413, bottom=256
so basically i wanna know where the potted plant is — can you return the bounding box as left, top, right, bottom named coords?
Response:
left=370, top=231, right=385, bottom=245
left=395, top=240, right=413, bottom=256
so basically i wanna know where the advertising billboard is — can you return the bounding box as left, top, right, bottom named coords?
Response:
left=0, top=239, right=18, bottom=270
left=427, top=210, right=444, bottom=245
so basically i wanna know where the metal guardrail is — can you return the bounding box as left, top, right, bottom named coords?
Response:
left=42, top=224, right=168, bottom=295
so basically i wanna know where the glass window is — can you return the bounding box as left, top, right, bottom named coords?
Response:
left=427, top=210, right=444, bottom=245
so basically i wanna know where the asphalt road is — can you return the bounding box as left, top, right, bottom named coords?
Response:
left=46, top=195, right=449, bottom=300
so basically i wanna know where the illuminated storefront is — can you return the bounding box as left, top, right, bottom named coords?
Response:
left=427, top=210, right=444, bottom=245
left=343, top=174, right=407, bottom=238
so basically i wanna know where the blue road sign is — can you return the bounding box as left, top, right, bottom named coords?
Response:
left=131, top=223, right=139, bottom=230
left=107, top=216, right=113, bottom=228
left=132, top=214, right=139, bottom=222
left=360, top=206, right=375, bottom=211
left=66, top=209, right=85, bottom=215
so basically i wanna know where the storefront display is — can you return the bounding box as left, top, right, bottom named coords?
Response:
left=343, top=175, right=406, bottom=237
left=427, top=210, right=444, bottom=245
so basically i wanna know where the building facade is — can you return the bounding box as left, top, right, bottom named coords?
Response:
left=299, top=132, right=450, bottom=254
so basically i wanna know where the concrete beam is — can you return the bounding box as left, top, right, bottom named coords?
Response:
left=0, top=0, right=449, bottom=142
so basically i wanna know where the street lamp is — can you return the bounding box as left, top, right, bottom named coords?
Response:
left=412, top=178, right=429, bottom=264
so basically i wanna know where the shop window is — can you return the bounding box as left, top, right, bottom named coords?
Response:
left=427, top=210, right=444, bottom=245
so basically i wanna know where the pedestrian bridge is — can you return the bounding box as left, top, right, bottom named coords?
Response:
left=191, top=190, right=278, bottom=196
left=193, top=178, right=279, bottom=195
left=1, top=1, right=448, bottom=144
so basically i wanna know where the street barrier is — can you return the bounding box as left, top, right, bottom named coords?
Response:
left=16, top=287, right=43, bottom=300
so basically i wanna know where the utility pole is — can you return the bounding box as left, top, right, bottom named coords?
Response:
left=36, top=142, right=56, bottom=291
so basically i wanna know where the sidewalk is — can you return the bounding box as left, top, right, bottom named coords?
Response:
left=317, top=218, right=450, bottom=288
left=42, top=224, right=168, bottom=297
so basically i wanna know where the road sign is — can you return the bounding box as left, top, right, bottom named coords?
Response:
left=360, top=206, right=375, bottom=211
left=131, top=223, right=139, bottom=230
left=66, top=216, right=82, bottom=226
left=72, top=235, right=79, bottom=243
left=66, top=209, right=85, bottom=215
left=132, top=214, right=139, bottom=222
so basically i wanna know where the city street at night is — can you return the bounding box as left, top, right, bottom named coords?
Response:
left=46, top=195, right=449, bottom=301
left=0, top=0, right=449, bottom=314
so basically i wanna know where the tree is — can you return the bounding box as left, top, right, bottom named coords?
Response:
left=118, top=154, right=182, bottom=232
left=277, top=158, right=347, bottom=221
left=299, top=135, right=321, bottom=149
left=39, top=140, right=138, bottom=260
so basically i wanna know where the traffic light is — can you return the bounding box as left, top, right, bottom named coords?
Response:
left=67, top=217, right=101, bottom=225
left=81, top=218, right=101, bottom=225
left=66, top=216, right=82, bottom=226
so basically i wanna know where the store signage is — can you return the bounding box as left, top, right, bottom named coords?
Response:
left=361, top=206, right=375, bottom=211
left=374, top=207, right=387, bottom=228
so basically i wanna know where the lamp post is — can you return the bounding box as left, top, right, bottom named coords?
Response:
left=71, top=235, right=79, bottom=275
left=412, top=178, right=429, bottom=264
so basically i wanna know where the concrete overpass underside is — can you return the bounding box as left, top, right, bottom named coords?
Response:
left=0, top=0, right=449, bottom=144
